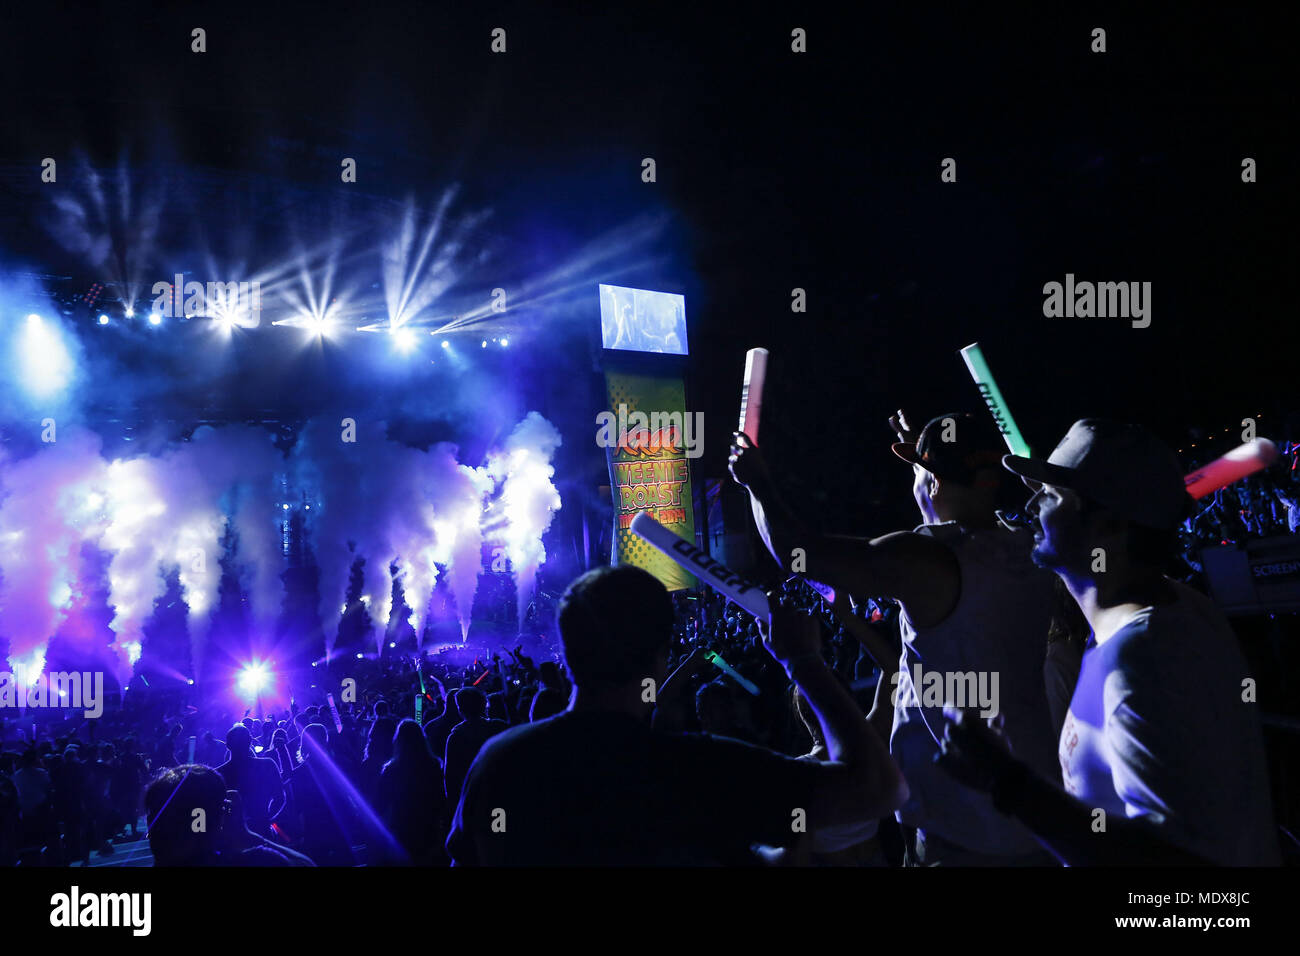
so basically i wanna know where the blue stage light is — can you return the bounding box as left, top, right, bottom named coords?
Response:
left=98, top=314, right=110, bottom=325
left=393, top=328, right=417, bottom=353
left=237, top=662, right=270, bottom=696
left=149, top=313, right=162, bottom=326
left=18, top=313, right=74, bottom=400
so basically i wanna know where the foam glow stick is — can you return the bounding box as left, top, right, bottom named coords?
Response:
left=630, top=512, right=770, bottom=619
left=1183, top=439, right=1278, bottom=499
left=705, top=651, right=760, bottom=696
left=805, top=579, right=836, bottom=604
left=187, top=736, right=196, bottom=763
left=959, top=343, right=1031, bottom=457
left=738, top=347, right=769, bottom=444
left=472, top=668, right=492, bottom=686
left=415, top=693, right=423, bottom=725
left=326, top=693, right=343, bottom=734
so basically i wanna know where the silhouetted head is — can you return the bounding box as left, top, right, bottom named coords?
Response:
left=695, top=680, right=738, bottom=736
left=298, top=723, right=329, bottom=762
left=365, top=716, right=397, bottom=762
left=529, top=687, right=566, bottom=722
left=558, top=565, right=673, bottom=689
left=225, top=723, right=252, bottom=756
left=390, top=719, right=432, bottom=765
left=145, top=764, right=227, bottom=865
left=455, top=687, right=487, bottom=720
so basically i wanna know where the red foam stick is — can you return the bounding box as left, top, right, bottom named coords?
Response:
left=1184, top=439, right=1278, bottom=500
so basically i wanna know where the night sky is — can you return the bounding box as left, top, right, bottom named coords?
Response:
left=2, top=2, right=1295, bottom=535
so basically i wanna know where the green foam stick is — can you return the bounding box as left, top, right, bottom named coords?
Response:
left=959, top=342, right=1031, bottom=458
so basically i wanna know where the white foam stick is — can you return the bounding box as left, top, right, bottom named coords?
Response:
left=631, top=512, right=770, bottom=619
left=738, top=347, right=769, bottom=444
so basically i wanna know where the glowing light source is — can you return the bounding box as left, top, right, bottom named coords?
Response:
left=124, top=306, right=135, bottom=318
left=441, top=340, right=450, bottom=349
left=149, top=313, right=162, bottom=326
left=237, top=662, right=271, bottom=696
left=500, top=337, right=508, bottom=347
left=481, top=340, right=487, bottom=348
left=393, top=327, right=417, bottom=353
left=98, top=314, right=110, bottom=325
left=18, top=313, right=74, bottom=400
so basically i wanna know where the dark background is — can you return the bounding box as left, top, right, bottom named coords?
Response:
left=1, top=2, right=1295, bottom=536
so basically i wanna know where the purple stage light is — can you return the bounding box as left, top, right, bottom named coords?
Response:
left=236, top=662, right=271, bottom=696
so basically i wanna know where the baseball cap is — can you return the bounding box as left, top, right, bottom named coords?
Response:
left=891, top=413, right=1006, bottom=486
left=1002, top=419, right=1190, bottom=530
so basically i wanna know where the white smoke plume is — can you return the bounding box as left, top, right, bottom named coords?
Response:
left=486, top=411, right=563, bottom=631
left=0, top=413, right=564, bottom=677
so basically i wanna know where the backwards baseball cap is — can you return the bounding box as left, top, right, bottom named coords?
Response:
left=891, top=413, right=1006, bottom=486
left=1002, top=419, right=1190, bottom=531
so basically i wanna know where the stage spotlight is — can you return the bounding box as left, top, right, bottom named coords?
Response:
left=500, top=337, right=508, bottom=347
left=149, top=313, right=162, bottom=326
left=124, top=306, right=135, bottom=318
left=187, top=678, right=195, bottom=685
left=98, top=314, right=109, bottom=325
left=356, top=652, right=364, bottom=659
left=393, top=327, right=418, bottom=353
left=481, top=340, right=487, bottom=348
left=389, top=641, right=396, bottom=648
left=19, top=312, right=74, bottom=400
left=441, top=339, right=450, bottom=349
left=236, top=662, right=270, bottom=696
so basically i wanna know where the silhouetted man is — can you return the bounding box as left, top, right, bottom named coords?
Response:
left=447, top=565, right=906, bottom=865
left=215, top=724, right=285, bottom=838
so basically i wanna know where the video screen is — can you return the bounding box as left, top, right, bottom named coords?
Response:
left=599, top=284, right=687, bottom=355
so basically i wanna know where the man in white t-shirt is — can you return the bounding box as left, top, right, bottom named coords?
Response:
left=938, top=419, right=1280, bottom=865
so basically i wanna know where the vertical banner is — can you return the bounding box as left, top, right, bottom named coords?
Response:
left=604, top=370, right=697, bottom=589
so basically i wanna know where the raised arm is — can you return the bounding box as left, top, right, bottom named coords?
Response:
left=764, top=602, right=907, bottom=825
left=729, top=432, right=960, bottom=625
